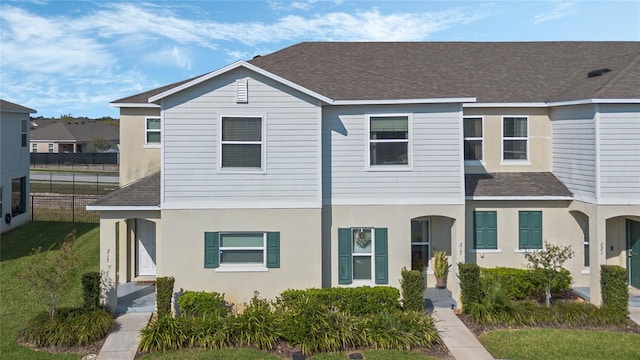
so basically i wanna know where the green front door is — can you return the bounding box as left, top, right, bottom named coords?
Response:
left=628, top=219, right=640, bottom=289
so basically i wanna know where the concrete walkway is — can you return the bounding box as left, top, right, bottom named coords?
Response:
left=425, top=288, right=494, bottom=360
left=97, top=312, right=151, bottom=360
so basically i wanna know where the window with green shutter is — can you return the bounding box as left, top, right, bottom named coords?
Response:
left=519, top=211, right=542, bottom=250
left=204, top=232, right=280, bottom=269
left=338, top=227, right=388, bottom=285
left=473, top=211, right=497, bottom=250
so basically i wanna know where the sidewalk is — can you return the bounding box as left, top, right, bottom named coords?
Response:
left=97, top=312, right=151, bottom=360
left=425, top=288, right=494, bottom=360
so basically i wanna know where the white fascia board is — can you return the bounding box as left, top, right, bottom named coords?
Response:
left=148, top=61, right=334, bottom=104
left=161, top=200, right=321, bottom=210
left=333, top=97, right=476, bottom=105
left=110, top=103, right=160, bottom=108
left=1, top=109, right=37, bottom=114
left=464, top=102, right=548, bottom=108
left=548, top=98, right=640, bottom=107
left=326, top=197, right=465, bottom=206
left=86, top=205, right=160, bottom=211
left=466, top=196, right=573, bottom=201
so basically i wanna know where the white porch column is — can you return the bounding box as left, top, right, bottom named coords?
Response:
left=100, top=217, right=118, bottom=312
left=588, top=211, right=607, bottom=306
left=449, top=206, right=466, bottom=307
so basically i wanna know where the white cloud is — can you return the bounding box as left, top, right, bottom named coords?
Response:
left=532, top=2, right=576, bottom=25
left=143, top=46, right=193, bottom=70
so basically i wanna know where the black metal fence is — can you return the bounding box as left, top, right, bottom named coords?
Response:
left=31, top=172, right=119, bottom=195
left=30, top=195, right=100, bottom=223
left=31, top=153, right=118, bottom=167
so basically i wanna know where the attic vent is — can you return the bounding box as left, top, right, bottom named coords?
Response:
left=587, top=68, right=611, bottom=78
left=236, top=79, right=248, bottom=103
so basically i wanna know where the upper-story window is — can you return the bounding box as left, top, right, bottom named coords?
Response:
left=221, top=116, right=263, bottom=169
left=463, top=117, right=483, bottom=162
left=368, top=115, right=410, bottom=168
left=145, top=117, right=161, bottom=145
left=21, top=120, right=27, bottom=147
left=502, top=117, right=528, bottom=161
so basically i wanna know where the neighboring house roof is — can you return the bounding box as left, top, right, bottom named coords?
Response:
left=111, top=73, right=210, bottom=105
left=31, top=120, right=119, bottom=142
left=0, top=99, right=36, bottom=114
left=112, top=42, right=640, bottom=105
left=465, top=172, right=573, bottom=199
left=90, top=172, right=160, bottom=208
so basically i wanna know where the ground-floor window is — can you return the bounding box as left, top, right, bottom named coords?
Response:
left=519, top=211, right=542, bottom=250
left=11, top=177, right=26, bottom=216
left=338, top=227, right=388, bottom=285
left=473, top=211, right=497, bottom=250
left=411, top=219, right=430, bottom=270
left=204, top=232, right=279, bottom=269
left=582, top=218, right=589, bottom=267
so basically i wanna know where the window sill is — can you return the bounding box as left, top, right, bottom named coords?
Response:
left=581, top=268, right=591, bottom=275
left=218, top=167, right=266, bottom=174
left=366, top=165, right=412, bottom=172
left=215, top=267, right=269, bottom=273
left=144, top=144, right=161, bottom=149
left=500, top=160, right=530, bottom=166
left=514, top=248, right=543, bottom=253
left=469, top=249, right=502, bottom=253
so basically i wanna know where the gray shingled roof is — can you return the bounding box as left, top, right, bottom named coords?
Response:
left=111, top=73, right=209, bottom=104
left=31, top=120, right=119, bottom=142
left=465, top=172, right=573, bottom=198
left=91, top=172, right=160, bottom=207
left=114, top=42, right=640, bottom=105
left=0, top=99, right=36, bottom=113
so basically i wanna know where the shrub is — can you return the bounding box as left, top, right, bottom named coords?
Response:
left=458, top=263, right=481, bottom=312
left=361, top=310, right=439, bottom=350
left=600, top=265, right=628, bottom=319
left=234, top=292, right=279, bottom=350
left=156, top=276, right=175, bottom=318
left=467, top=281, right=517, bottom=325
left=139, top=316, right=186, bottom=352
left=525, top=241, right=574, bottom=307
left=400, top=268, right=424, bottom=312
left=181, top=316, right=233, bottom=349
left=177, top=291, right=231, bottom=318
left=82, top=271, right=101, bottom=311
left=277, top=286, right=400, bottom=316
left=480, top=267, right=572, bottom=301
left=19, top=307, right=114, bottom=347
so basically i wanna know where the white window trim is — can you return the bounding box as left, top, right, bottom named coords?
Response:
left=32, top=143, right=38, bottom=153
left=463, top=116, right=485, bottom=165
left=469, top=249, right=503, bottom=254
left=411, top=219, right=431, bottom=269
left=351, top=228, right=375, bottom=285
left=48, top=144, right=54, bottom=153
left=216, top=232, right=268, bottom=272
left=365, top=114, right=413, bottom=171
left=218, top=115, right=266, bottom=174
left=144, top=116, right=161, bottom=148
left=500, top=115, right=530, bottom=165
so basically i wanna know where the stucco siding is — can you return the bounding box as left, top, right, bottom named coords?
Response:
left=160, top=208, right=322, bottom=305
left=161, top=68, right=321, bottom=208
left=322, top=104, right=464, bottom=205
left=119, top=107, right=161, bottom=186
left=550, top=105, right=597, bottom=203
left=598, top=104, right=640, bottom=204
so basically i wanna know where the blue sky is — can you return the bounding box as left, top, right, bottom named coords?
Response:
left=1, top=1, right=638, bottom=119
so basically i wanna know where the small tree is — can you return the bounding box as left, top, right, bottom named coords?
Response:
left=93, top=136, right=109, bottom=152
left=524, top=241, right=573, bottom=307
left=20, top=230, right=79, bottom=319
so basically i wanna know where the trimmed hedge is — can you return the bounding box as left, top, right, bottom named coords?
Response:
left=600, top=265, right=628, bottom=319
left=400, top=268, right=425, bottom=312
left=277, top=286, right=401, bottom=316
left=82, top=271, right=101, bottom=311
left=481, top=267, right=571, bottom=300
left=458, top=263, right=481, bottom=312
left=156, top=276, right=175, bottom=318
left=177, top=291, right=231, bottom=318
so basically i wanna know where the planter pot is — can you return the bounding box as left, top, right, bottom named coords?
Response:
left=435, top=277, right=447, bottom=289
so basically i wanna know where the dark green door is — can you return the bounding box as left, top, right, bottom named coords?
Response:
left=628, top=219, right=640, bottom=289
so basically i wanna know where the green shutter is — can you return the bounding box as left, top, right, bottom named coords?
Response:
left=474, top=211, right=497, bottom=250
left=266, top=232, right=280, bottom=268
left=338, top=228, right=352, bottom=284
left=204, top=232, right=219, bottom=268
left=374, top=228, right=388, bottom=284
left=520, top=211, right=542, bottom=250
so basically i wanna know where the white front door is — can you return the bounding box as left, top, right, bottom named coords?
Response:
left=136, top=219, right=156, bottom=276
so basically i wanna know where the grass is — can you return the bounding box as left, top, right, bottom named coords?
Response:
left=31, top=181, right=118, bottom=195
left=479, top=329, right=640, bottom=360
left=0, top=221, right=100, bottom=359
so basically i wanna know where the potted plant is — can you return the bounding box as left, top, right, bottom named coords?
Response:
left=433, top=249, right=450, bottom=289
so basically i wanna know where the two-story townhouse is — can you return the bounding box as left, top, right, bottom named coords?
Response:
left=89, top=42, right=640, bottom=311
left=1, top=99, right=36, bottom=233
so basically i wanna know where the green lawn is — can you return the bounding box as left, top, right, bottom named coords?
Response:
left=479, top=329, right=640, bottom=360
left=0, top=221, right=100, bottom=359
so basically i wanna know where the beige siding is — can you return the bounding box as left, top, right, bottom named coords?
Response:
left=119, top=107, right=161, bottom=186
left=463, top=108, right=552, bottom=173
left=160, top=208, right=322, bottom=305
